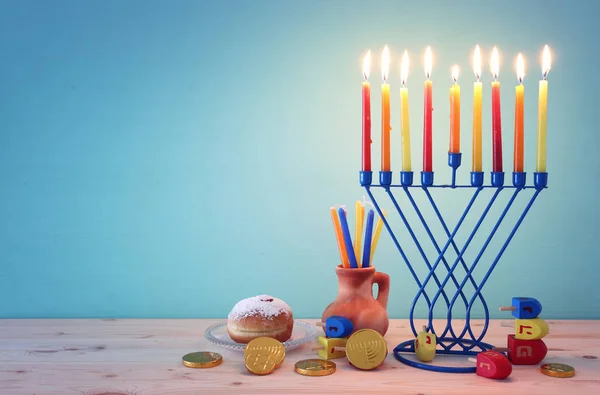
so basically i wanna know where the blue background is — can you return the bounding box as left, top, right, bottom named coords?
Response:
left=1, top=0, right=598, bottom=319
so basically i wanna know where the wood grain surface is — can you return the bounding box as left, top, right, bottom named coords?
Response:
left=1, top=319, right=599, bottom=394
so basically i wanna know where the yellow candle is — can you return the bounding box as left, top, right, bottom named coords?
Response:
left=330, top=207, right=350, bottom=268
left=536, top=45, right=551, bottom=173
left=381, top=46, right=391, bottom=172
left=472, top=45, right=482, bottom=172
left=449, top=65, right=461, bottom=153
left=370, top=209, right=386, bottom=265
left=400, top=51, right=412, bottom=172
left=353, top=201, right=364, bottom=266
left=514, top=54, right=525, bottom=173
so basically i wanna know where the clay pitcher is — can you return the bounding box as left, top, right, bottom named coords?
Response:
left=321, top=265, right=390, bottom=336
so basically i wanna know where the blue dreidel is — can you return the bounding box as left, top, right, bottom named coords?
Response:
left=316, top=316, right=354, bottom=338
left=499, top=297, right=542, bottom=319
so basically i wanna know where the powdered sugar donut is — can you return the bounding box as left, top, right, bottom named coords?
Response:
left=227, top=295, right=294, bottom=343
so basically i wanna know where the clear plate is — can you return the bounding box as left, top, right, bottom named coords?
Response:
left=204, top=320, right=319, bottom=351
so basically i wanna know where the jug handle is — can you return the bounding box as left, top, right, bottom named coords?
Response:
left=372, top=271, right=390, bottom=309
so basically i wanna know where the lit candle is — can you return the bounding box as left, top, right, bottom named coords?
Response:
left=400, top=51, right=412, bottom=172
left=449, top=65, right=461, bottom=153
left=536, top=45, right=551, bottom=173
left=381, top=46, right=391, bottom=172
left=491, top=47, right=503, bottom=173
left=472, top=45, right=483, bottom=172
left=514, top=53, right=525, bottom=173
left=362, top=51, right=372, bottom=172
left=423, top=47, right=433, bottom=172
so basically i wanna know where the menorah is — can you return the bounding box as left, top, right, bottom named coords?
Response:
left=359, top=161, right=547, bottom=373
left=353, top=43, right=553, bottom=372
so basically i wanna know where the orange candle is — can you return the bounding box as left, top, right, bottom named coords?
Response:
left=514, top=54, right=525, bottom=173
left=472, top=45, right=483, bottom=172
left=330, top=207, right=350, bottom=268
left=449, top=65, right=461, bottom=153
left=381, top=46, right=391, bottom=172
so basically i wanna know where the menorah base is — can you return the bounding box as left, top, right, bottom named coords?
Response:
left=393, top=338, right=496, bottom=373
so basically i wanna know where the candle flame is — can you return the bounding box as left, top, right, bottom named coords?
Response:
left=362, top=50, right=371, bottom=80
left=542, top=44, right=551, bottom=79
left=473, top=45, right=482, bottom=80
left=382, top=45, right=390, bottom=81
left=452, top=65, right=459, bottom=83
left=491, top=46, right=499, bottom=80
left=401, top=50, right=409, bottom=86
left=517, top=53, right=525, bottom=84
left=424, top=46, right=432, bottom=79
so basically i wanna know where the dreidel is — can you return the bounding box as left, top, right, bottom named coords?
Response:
left=316, top=316, right=354, bottom=338
left=414, top=326, right=436, bottom=362
left=493, top=334, right=547, bottom=365
left=499, top=297, right=542, bottom=319
left=468, top=351, right=512, bottom=379
left=514, top=318, right=549, bottom=340
left=310, top=336, right=347, bottom=360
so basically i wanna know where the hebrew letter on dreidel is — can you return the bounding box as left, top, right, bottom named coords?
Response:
left=516, top=346, right=532, bottom=358
left=472, top=351, right=512, bottom=379
left=515, top=318, right=549, bottom=340
left=518, top=325, right=532, bottom=335
left=414, top=326, right=436, bottom=362
left=505, top=334, right=548, bottom=365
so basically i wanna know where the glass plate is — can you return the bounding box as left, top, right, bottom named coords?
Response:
left=204, top=320, right=319, bottom=351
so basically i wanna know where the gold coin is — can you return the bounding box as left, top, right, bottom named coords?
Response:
left=244, top=337, right=286, bottom=375
left=295, top=359, right=336, bottom=376
left=540, top=363, right=575, bottom=378
left=182, top=351, right=223, bottom=368
left=345, top=329, right=388, bottom=370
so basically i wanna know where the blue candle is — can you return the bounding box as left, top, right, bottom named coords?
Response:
left=338, top=208, right=358, bottom=268
left=362, top=209, right=375, bottom=267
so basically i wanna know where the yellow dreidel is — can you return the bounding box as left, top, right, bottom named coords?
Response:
left=414, top=326, right=436, bottom=362
left=514, top=318, right=549, bottom=340
left=311, top=336, right=347, bottom=360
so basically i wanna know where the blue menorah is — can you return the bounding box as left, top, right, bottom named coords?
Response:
left=359, top=153, right=548, bottom=373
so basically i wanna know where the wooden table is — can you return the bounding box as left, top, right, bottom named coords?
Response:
left=1, top=319, right=599, bottom=394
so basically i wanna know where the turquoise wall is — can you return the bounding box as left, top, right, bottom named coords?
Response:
left=1, top=0, right=598, bottom=319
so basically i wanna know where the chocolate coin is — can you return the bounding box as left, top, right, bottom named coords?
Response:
left=295, top=359, right=336, bottom=376
left=182, top=351, right=223, bottom=368
left=244, top=337, right=286, bottom=375
left=345, top=329, right=387, bottom=370
left=540, top=363, right=575, bottom=378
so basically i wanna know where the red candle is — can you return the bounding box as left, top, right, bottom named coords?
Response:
left=423, top=47, right=433, bottom=172
left=491, top=47, right=503, bottom=173
left=362, top=51, right=372, bottom=172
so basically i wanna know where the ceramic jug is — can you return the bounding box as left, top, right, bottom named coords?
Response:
left=321, top=265, right=390, bottom=336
